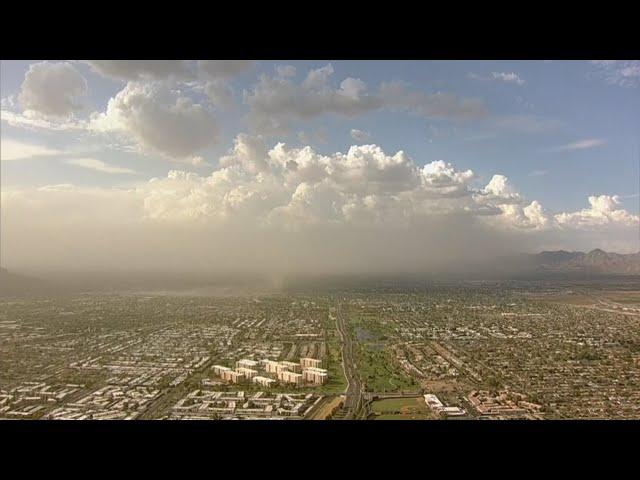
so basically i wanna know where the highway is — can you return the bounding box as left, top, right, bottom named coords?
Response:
left=335, top=303, right=363, bottom=419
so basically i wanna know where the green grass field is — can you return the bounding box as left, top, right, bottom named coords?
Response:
left=323, top=338, right=348, bottom=394
left=355, top=343, right=416, bottom=392
left=369, top=396, right=436, bottom=420
left=373, top=413, right=434, bottom=420
left=347, top=311, right=415, bottom=393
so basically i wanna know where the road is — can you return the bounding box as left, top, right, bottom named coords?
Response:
left=335, top=303, right=363, bottom=419
left=579, top=304, right=640, bottom=317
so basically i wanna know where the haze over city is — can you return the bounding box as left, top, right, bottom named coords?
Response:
left=1, top=60, right=638, bottom=275
left=1, top=60, right=640, bottom=424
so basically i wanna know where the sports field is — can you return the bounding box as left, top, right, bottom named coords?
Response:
left=369, top=396, right=437, bottom=420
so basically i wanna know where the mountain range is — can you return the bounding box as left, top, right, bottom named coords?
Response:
left=526, top=249, right=640, bottom=274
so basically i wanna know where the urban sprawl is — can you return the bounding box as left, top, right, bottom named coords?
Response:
left=1, top=279, right=639, bottom=420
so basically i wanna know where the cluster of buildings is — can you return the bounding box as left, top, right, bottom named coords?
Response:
left=467, top=390, right=543, bottom=419
left=65, top=322, right=237, bottom=391
left=595, top=300, right=640, bottom=315
left=6, top=285, right=640, bottom=421
left=0, top=382, right=84, bottom=419
left=43, top=385, right=160, bottom=420
left=394, top=343, right=461, bottom=381
left=170, top=390, right=321, bottom=419
left=0, top=295, right=334, bottom=420
left=423, top=394, right=466, bottom=417
left=212, top=357, right=328, bottom=387
left=347, top=288, right=640, bottom=419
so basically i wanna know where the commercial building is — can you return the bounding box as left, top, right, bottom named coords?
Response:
left=424, top=393, right=466, bottom=417
left=441, top=406, right=466, bottom=416
left=424, top=394, right=444, bottom=410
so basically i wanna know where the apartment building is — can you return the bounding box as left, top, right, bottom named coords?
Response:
left=277, top=370, right=303, bottom=386
left=213, top=365, right=231, bottom=376
left=221, top=370, right=245, bottom=383
left=253, top=376, right=276, bottom=388
left=280, top=361, right=301, bottom=373
left=236, top=367, right=258, bottom=380
left=300, top=358, right=322, bottom=369
left=236, top=359, right=259, bottom=370
left=302, top=367, right=328, bottom=385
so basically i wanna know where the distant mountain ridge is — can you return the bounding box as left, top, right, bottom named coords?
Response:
left=528, top=249, right=640, bottom=274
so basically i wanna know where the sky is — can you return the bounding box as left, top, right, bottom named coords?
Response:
left=1, top=60, right=639, bottom=273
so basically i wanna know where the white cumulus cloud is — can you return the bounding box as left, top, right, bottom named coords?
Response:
left=3, top=137, right=638, bottom=272
left=18, top=62, right=88, bottom=118
left=90, top=81, right=218, bottom=159
left=555, top=195, right=639, bottom=229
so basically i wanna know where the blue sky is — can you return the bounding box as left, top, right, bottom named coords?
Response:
left=1, top=60, right=639, bottom=271
left=2, top=60, right=638, bottom=212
